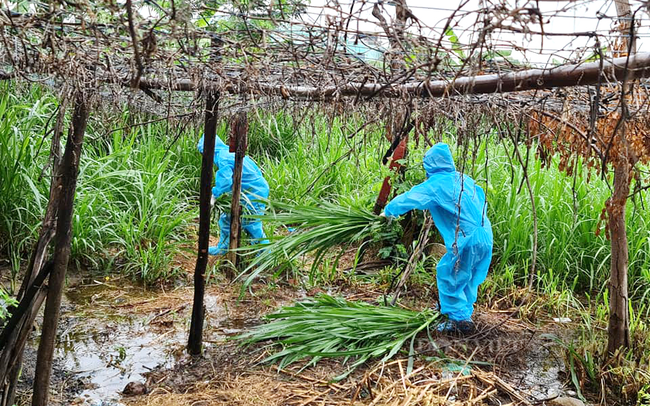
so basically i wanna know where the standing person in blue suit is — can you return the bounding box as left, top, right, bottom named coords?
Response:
left=198, top=135, right=270, bottom=255
left=382, top=143, right=493, bottom=334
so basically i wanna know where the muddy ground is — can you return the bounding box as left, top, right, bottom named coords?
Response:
left=8, top=258, right=576, bottom=406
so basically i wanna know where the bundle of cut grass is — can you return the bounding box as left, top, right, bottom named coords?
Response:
left=239, top=294, right=440, bottom=380
left=239, top=201, right=389, bottom=287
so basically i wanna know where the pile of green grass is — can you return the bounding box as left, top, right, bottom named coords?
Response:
left=239, top=200, right=388, bottom=287
left=239, top=294, right=440, bottom=380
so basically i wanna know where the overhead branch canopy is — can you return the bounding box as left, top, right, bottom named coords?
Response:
left=2, top=1, right=650, bottom=103
left=1, top=0, right=650, bottom=169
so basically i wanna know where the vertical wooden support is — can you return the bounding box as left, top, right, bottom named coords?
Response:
left=32, top=91, right=89, bottom=406
left=187, top=90, right=219, bottom=356
left=17, top=97, right=67, bottom=299
left=606, top=0, right=633, bottom=355
left=0, top=97, right=67, bottom=406
left=0, top=267, right=49, bottom=406
left=614, top=0, right=635, bottom=57
left=607, top=162, right=631, bottom=353
left=228, top=112, right=248, bottom=270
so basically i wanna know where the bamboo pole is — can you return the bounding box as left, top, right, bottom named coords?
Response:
left=227, top=112, right=248, bottom=272
left=3, top=54, right=650, bottom=99
left=131, top=53, right=650, bottom=98
left=187, top=90, right=219, bottom=356
left=32, top=90, right=89, bottom=406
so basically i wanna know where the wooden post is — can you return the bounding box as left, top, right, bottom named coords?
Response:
left=614, top=0, right=635, bottom=57
left=0, top=265, right=49, bottom=406
left=32, top=90, right=89, bottom=406
left=607, top=0, right=634, bottom=354
left=17, top=96, right=67, bottom=298
left=187, top=90, right=219, bottom=356
left=607, top=162, right=631, bottom=353
left=3, top=289, right=46, bottom=406
left=0, top=96, right=67, bottom=406
left=228, top=112, right=248, bottom=270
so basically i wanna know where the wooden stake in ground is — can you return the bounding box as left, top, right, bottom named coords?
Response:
left=31, top=91, right=89, bottom=406
left=227, top=112, right=249, bottom=271
left=188, top=90, right=219, bottom=356
left=0, top=96, right=68, bottom=406
left=607, top=160, right=631, bottom=352
left=614, top=0, right=635, bottom=56
left=607, top=0, right=634, bottom=354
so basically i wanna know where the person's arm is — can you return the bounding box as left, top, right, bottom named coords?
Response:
left=212, top=164, right=234, bottom=198
left=384, top=182, right=435, bottom=218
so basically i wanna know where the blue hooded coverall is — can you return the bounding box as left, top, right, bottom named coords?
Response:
left=198, top=135, right=270, bottom=255
left=384, top=143, right=493, bottom=322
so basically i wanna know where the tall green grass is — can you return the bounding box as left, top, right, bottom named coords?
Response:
left=258, top=114, right=390, bottom=205
left=71, top=127, right=200, bottom=280
left=469, top=143, right=650, bottom=305
left=0, top=83, right=202, bottom=283
left=0, top=84, right=57, bottom=278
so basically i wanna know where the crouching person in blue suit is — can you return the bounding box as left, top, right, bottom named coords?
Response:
left=198, top=135, right=270, bottom=255
left=383, top=143, right=493, bottom=334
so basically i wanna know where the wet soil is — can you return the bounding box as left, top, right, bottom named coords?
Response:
left=13, top=274, right=572, bottom=406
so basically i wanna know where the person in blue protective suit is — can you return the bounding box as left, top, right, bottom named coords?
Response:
left=197, top=135, right=270, bottom=255
left=383, top=143, right=493, bottom=334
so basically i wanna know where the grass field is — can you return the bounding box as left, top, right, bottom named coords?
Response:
left=2, top=82, right=650, bottom=304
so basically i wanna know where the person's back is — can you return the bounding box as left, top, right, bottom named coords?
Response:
left=419, top=148, right=491, bottom=251
left=197, top=135, right=270, bottom=255
left=211, top=142, right=270, bottom=204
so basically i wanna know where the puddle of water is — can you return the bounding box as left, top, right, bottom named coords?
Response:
left=58, top=318, right=183, bottom=404
left=54, top=280, right=262, bottom=405
left=57, top=286, right=187, bottom=405
left=518, top=340, right=568, bottom=400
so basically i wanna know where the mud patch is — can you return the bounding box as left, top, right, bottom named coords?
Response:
left=129, top=295, right=572, bottom=405
left=16, top=278, right=300, bottom=406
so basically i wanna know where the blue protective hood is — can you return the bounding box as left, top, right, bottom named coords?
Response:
left=197, top=134, right=228, bottom=154
left=423, top=143, right=456, bottom=177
